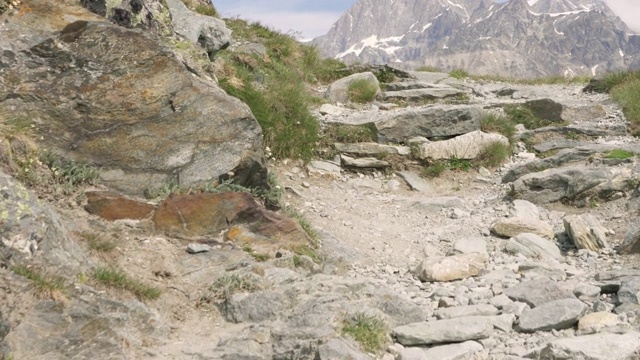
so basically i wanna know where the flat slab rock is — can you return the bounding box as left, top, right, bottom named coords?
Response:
left=415, top=130, right=509, bottom=160
left=504, top=279, right=576, bottom=308
left=506, top=233, right=563, bottom=260
left=491, top=217, right=555, bottom=240
left=516, top=298, right=588, bottom=333
left=399, top=341, right=484, bottom=360
left=526, top=332, right=640, bottom=360
left=563, top=214, right=609, bottom=251
left=393, top=316, right=494, bottom=346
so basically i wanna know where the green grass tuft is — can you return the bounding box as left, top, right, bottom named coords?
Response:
left=342, top=313, right=388, bottom=354
left=476, top=141, right=512, bottom=168
left=347, top=79, right=379, bottom=104
left=282, top=204, right=319, bottom=245
left=11, top=265, right=66, bottom=297
left=503, top=105, right=554, bottom=130
left=605, top=149, right=634, bottom=160
left=82, top=232, right=118, bottom=252
left=480, top=112, right=517, bottom=143
left=93, top=267, right=161, bottom=300
left=610, top=73, right=640, bottom=136
left=449, top=68, right=469, bottom=79
left=422, top=161, right=447, bottom=178
left=415, top=66, right=442, bottom=73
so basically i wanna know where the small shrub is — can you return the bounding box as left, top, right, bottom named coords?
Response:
left=290, top=244, right=321, bottom=264
left=415, top=66, right=442, bottom=72
left=207, top=273, right=260, bottom=301
left=605, top=149, right=634, bottom=160
left=11, top=265, right=66, bottom=297
left=449, top=68, right=469, bottom=79
left=503, top=105, right=553, bottom=130
left=374, top=69, right=395, bottom=84
left=422, top=161, right=446, bottom=178
left=347, top=79, right=378, bottom=104
left=93, top=267, right=161, bottom=300
left=447, top=156, right=472, bottom=171
left=342, top=313, right=388, bottom=353
left=476, top=141, right=512, bottom=168
left=480, top=113, right=516, bottom=143
left=39, top=151, right=99, bottom=187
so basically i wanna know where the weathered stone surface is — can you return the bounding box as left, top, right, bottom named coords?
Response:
left=0, top=171, right=90, bottom=273
left=186, top=243, right=211, bottom=254
left=620, top=222, right=640, bottom=255
left=3, top=295, right=163, bottom=359
left=504, top=279, right=576, bottom=308
left=520, top=123, right=628, bottom=144
left=616, top=277, right=640, bottom=310
left=85, top=191, right=155, bottom=221
left=516, top=298, right=587, bottom=333
left=563, top=214, right=609, bottom=252
left=414, top=253, right=486, bottom=282
left=518, top=262, right=566, bottom=281
left=0, top=2, right=266, bottom=195
left=326, top=72, right=381, bottom=103
left=502, top=148, right=597, bottom=183
left=510, top=166, right=629, bottom=204
left=505, top=233, right=563, bottom=260
left=334, top=142, right=410, bottom=156
left=398, top=171, right=433, bottom=192
left=415, top=131, right=509, bottom=160
left=341, top=155, right=390, bottom=168
left=393, top=316, right=494, bottom=346
left=153, top=192, right=309, bottom=244
left=578, top=311, right=631, bottom=335
left=528, top=332, right=640, bottom=360
left=491, top=218, right=555, bottom=240
left=449, top=237, right=488, bottom=256
left=382, top=87, right=464, bottom=103
left=375, top=105, right=483, bottom=143
left=410, top=197, right=465, bottom=211
left=512, top=199, right=540, bottom=219
left=319, top=104, right=346, bottom=116
left=384, top=80, right=447, bottom=91
left=434, top=304, right=499, bottom=320
left=316, top=338, right=372, bottom=360
left=419, top=341, right=484, bottom=360
left=221, top=291, right=293, bottom=323
left=307, top=161, right=342, bottom=179
left=79, top=0, right=173, bottom=34
left=165, top=0, right=231, bottom=58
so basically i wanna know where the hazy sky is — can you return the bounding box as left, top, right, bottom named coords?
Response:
left=213, top=0, right=640, bottom=40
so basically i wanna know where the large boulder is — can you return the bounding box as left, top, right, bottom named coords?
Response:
left=563, top=214, right=609, bottom=252
left=375, top=105, right=483, bottom=143
left=79, top=0, right=173, bottom=34
left=0, top=1, right=266, bottom=195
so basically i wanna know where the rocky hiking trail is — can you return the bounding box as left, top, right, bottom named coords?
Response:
left=2, top=70, right=640, bottom=360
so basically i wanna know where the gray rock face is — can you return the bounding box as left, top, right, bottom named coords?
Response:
left=563, top=214, right=609, bottom=252
left=510, top=167, right=624, bottom=204
left=165, top=0, right=231, bottom=59
left=393, top=316, right=494, bottom=346
left=316, top=338, right=372, bottom=360
left=413, top=253, right=486, bottom=282
left=0, top=4, right=267, bottom=195
left=505, top=233, right=563, bottom=260
left=398, top=171, right=433, bottom=192
left=341, top=155, right=390, bottom=168
left=415, top=131, right=509, bottom=160
left=79, top=0, right=173, bottom=35
left=434, top=304, right=499, bottom=320
left=0, top=171, right=89, bottom=273
left=375, top=105, right=483, bottom=143
left=504, top=279, right=576, bottom=308
left=334, top=142, right=410, bottom=156
left=516, top=299, right=588, bottom=333
left=382, top=88, right=464, bottom=103
left=502, top=148, right=597, bottom=183
left=620, top=222, right=640, bottom=255
left=528, top=332, right=640, bottom=360
left=420, top=341, right=484, bottom=360
left=326, top=72, right=381, bottom=104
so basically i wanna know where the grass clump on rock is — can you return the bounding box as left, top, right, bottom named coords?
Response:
left=480, top=112, right=517, bottom=143
left=477, top=141, right=512, bottom=168
left=342, top=312, right=388, bottom=354
left=449, top=68, right=469, bottom=79
left=347, top=79, right=379, bottom=104
left=93, top=267, right=161, bottom=300
left=205, top=273, right=261, bottom=301
left=609, top=71, right=640, bottom=136
left=218, top=19, right=348, bottom=161
left=11, top=265, right=67, bottom=298
left=605, top=149, right=635, bottom=160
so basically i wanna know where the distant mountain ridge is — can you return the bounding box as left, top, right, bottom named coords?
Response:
left=313, top=0, right=640, bottom=77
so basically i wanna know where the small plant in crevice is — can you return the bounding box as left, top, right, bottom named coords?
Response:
left=421, top=161, right=447, bottom=178
left=449, top=68, right=469, bottom=79
left=11, top=265, right=67, bottom=298
left=342, top=312, right=388, bottom=354
left=605, top=149, right=634, bottom=160
left=282, top=205, right=319, bottom=245
left=480, top=112, right=516, bottom=143
left=201, top=273, right=261, bottom=303
left=242, top=245, right=270, bottom=262
left=290, top=244, right=322, bottom=264
left=347, top=79, right=379, bottom=104
left=81, top=232, right=118, bottom=253
left=476, top=141, right=512, bottom=168
left=93, top=267, right=161, bottom=300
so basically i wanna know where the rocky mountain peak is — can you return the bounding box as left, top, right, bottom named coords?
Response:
left=314, top=0, right=640, bottom=77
